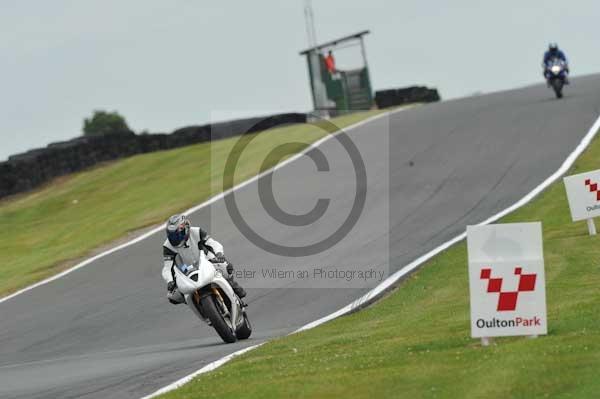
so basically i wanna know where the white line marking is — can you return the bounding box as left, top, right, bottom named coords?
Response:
left=139, top=343, right=264, bottom=399
left=0, top=109, right=401, bottom=305
left=140, top=112, right=600, bottom=398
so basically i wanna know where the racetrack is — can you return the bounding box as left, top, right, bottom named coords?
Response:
left=2, top=76, right=600, bottom=399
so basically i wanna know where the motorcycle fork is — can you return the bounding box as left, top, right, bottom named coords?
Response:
left=193, top=287, right=225, bottom=305
left=212, top=287, right=231, bottom=317
left=212, top=287, right=224, bottom=303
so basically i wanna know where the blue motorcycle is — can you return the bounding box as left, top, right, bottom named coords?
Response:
left=545, top=58, right=568, bottom=99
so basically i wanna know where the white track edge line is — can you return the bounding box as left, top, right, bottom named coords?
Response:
left=140, top=112, right=600, bottom=399
left=0, top=108, right=402, bottom=305
left=139, top=343, right=264, bottom=399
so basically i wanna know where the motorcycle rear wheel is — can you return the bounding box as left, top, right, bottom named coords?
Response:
left=200, top=295, right=237, bottom=343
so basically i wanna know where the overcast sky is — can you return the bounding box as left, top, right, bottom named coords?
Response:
left=1, top=0, right=598, bottom=160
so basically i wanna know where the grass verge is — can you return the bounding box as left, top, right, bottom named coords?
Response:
left=156, top=133, right=600, bottom=398
left=0, top=110, right=385, bottom=296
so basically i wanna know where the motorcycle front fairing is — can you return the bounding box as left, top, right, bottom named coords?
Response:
left=172, top=252, right=241, bottom=328
left=546, top=59, right=568, bottom=79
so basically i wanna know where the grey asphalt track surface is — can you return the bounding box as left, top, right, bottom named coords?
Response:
left=2, top=75, right=600, bottom=399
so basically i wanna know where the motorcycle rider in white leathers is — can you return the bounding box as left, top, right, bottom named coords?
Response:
left=162, top=214, right=246, bottom=305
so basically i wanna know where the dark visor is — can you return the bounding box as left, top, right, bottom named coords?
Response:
left=167, top=228, right=186, bottom=246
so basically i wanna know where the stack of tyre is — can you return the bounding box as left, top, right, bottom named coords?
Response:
left=0, top=113, right=308, bottom=199
left=375, top=86, right=440, bottom=109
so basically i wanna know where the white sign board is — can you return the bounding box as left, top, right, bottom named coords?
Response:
left=467, top=222, right=547, bottom=338
left=563, top=169, right=600, bottom=221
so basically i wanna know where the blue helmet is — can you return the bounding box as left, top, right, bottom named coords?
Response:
left=166, top=214, right=190, bottom=248
left=549, top=43, right=559, bottom=52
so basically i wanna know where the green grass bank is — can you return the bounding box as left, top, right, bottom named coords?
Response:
left=0, top=110, right=384, bottom=296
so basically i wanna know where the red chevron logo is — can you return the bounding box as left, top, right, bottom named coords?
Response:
left=480, top=267, right=537, bottom=311
left=584, top=179, right=600, bottom=201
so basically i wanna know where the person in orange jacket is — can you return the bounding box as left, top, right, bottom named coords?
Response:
left=324, top=50, right=336, bottom=74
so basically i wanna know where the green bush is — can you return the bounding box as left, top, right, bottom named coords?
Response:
left=83, top=110, right=131, bottom=136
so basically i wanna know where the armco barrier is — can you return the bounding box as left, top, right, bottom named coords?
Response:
left=374, top=86, right=440, bottom=109
left=0, top=113, right=307, bottom=199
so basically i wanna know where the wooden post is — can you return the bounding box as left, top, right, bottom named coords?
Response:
left=587, top=218, right=597, bottom=236
left=481, top=337, right=491, bottom=346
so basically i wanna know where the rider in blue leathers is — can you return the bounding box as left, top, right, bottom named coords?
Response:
left=543, top=43, right=569, bottom=83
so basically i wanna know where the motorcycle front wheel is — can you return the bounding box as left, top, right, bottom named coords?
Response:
left=236, top=312, right=252, bottom=340
left=200, top=295, right=237, bottom=343
left=552, top=79, right=564, bottom=99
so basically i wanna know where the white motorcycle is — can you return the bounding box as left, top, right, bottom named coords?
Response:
left=172, top=253, right=252, bottom=343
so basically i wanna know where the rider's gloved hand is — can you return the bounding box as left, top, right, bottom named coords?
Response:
left=166, top=280, right=185, bottom=305
left=211, top=252, right=227, bottom=264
